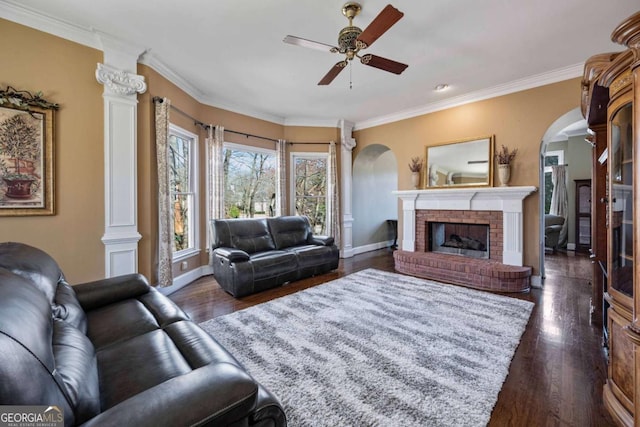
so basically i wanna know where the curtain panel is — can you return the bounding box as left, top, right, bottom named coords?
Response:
left=155, top=98, right=173, bottom=287
left=207, top=125, right=225, bottom=221
left=276, top=139, right=287, bottom=216
left=549, top=164, right=569, bottom=248
left=327, top=141, right=341, bottom=247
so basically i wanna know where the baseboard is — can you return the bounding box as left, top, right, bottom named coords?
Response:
left=157, top=265, right=214, bottom=296
left=567, top=243, right=576, bottom=251
left=353, top=241, right=393, bottom=256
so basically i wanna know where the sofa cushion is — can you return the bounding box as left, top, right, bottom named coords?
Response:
left=86, top=288, right=190, bottom=350
left=86, top=299, right=163, bottom=350
left=97, top=329, right=192, bottom=409
left=52, top=318, right=100, bottom=423
left=285, top=244, right=338, bottom=268
left=249, top=251, right=298, bottom=281
left=267, top=216, right=312, bottom=249
left=53, top=280, right=88, bottom=333
left=164, top=321, right=242, bottom=369
left=0, top=268, right=75, bottom=426
left=0, top=241, right=62, bottom=303
left=545, top=214, right=565, bottom=227
left=211, top=218, right=276, bottom=254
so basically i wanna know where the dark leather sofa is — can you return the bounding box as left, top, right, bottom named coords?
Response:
left=0, top=242, right=286, bottom=427
left=210, top=216, right=339, bottom=297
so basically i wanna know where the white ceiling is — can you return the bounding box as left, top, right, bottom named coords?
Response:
left=1, top=0, right=638, bottom=129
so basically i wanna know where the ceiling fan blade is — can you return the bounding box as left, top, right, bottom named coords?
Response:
left=283, top=35, right=338, bottom=53
left=356, top=4, right=404, bottom=49
left=318, top=61, right=348, bottom=85
left=360, top=54, right=408, bottom=74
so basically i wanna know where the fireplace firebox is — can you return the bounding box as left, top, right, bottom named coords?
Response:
left=428, top=222, right=489, bottom=259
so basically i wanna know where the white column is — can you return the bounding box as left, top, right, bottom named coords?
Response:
left=502, top=211, right=524, bottom=266
left=95, top=34, right=147, bottom=277
left=401, top=195, right=417, bottom=251
left=340, top=119, right=356, bottom=258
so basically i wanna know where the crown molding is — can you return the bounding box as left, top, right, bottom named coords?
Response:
left=284, top=117, right=341, bottom=128
left=198, top=94, right=286, bottom=126
left=0, top=0, right=100, bottom=49
left=137, top=52, right=208, bottom=102
left=354, top=63, right=584, bottom=130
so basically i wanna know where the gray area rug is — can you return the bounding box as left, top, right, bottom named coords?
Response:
left=199, top=268, right=534, bottom=427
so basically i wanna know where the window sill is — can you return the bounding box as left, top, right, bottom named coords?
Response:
left=173, top=248, right=201, bottom=262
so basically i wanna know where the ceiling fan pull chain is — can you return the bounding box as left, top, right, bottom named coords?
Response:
left=349, top=60, right=353, bottom=90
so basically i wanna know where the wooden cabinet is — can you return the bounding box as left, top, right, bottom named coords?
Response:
left=581, top=11, right=640, bottom=427
left=575, top=179, right=592, bottom=254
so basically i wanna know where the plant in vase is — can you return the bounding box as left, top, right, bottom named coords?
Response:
left=0, top=114, right=40, bottom=199
left=408, top=156, right=423, bottom=189
left=495, top=145, right=517, bottom=187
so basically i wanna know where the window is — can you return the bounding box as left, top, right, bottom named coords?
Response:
left=169, top=125, right=198, bottom=258
left=291, top=153, right=328, bottom=234
left=544, top=150, right=564, bottom=214
left=223, top=143, right=276, bottom=218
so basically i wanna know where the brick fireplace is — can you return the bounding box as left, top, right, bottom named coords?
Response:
left=392, top=186, right=537, bottom=292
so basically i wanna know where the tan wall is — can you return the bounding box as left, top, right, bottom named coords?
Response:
left=354, top=78, right=583, bottom=275
left=0, top=19, right=104, bottom=283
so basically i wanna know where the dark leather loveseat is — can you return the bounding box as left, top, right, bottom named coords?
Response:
left=210, top=216, right=339, bottom=297
left=0, top=242, right=286, bottom=427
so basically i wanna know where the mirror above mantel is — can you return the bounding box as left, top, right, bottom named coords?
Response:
left=425, top=135, right=494, bottom=188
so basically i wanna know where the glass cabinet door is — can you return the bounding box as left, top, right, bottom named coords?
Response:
left=609, top=102, right=633, bottom=298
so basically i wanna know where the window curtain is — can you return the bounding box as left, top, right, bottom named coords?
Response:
left=275, top=139, right=287, bottom=216
left=155, top=98, right=173, bottom=287
left=207, top=125, right=225, bottom=220
left=326, top=141, right=341, bottom=246
left=549, top=164, right=569, bottom=248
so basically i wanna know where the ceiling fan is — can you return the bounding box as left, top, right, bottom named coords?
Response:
left=283, top=2, right=408, bottom=85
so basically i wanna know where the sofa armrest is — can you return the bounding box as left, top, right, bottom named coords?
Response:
left=214, top=247, right=251, bottom=262
left=73, top=273, right=150, bottom=311
left=309, top=235, right=334, bottom=246
left=79, top=363, right=259, bottom=427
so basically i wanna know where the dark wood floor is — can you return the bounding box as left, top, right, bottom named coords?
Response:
left=170, top=249, right=614, bottom=427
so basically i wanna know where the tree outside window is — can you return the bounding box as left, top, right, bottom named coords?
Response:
left=223, top=145, right=276, bottom=218
left=292, top=154, right=327, bottom=234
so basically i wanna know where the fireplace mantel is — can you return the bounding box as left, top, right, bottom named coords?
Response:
left=393, top=186, right=537, bottom=266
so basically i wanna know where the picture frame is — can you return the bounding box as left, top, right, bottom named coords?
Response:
left=0, top=104, right=54, bottom=215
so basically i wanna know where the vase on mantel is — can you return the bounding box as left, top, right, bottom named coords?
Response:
left=497, top=164, right=511, bottom=187
left=411, top=171, right=420, bottom=189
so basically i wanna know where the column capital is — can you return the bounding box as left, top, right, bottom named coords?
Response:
left=340, top=119, right=356, bottom=151
left=95, top=63, right=147, bottom=97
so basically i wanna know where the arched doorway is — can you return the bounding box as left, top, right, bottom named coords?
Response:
left=352, top=144, right=398, bottom=253
left=539, top=107, right=591, bottom=281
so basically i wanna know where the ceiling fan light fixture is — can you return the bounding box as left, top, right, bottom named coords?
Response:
left=434, top=84, right=449, bottom=92
left=284, top=3, right=408, bottom=86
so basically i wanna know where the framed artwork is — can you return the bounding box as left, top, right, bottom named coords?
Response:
left=0, top=103, right=55, bottom=215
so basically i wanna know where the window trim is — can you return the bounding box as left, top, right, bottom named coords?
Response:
left=289, top=151, right=329, bottom=225
left=169, top=124, right=199, bottom=261
left=544, top=150, right=564, bottom=174
left=224, top=141, right=276, bottom=156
